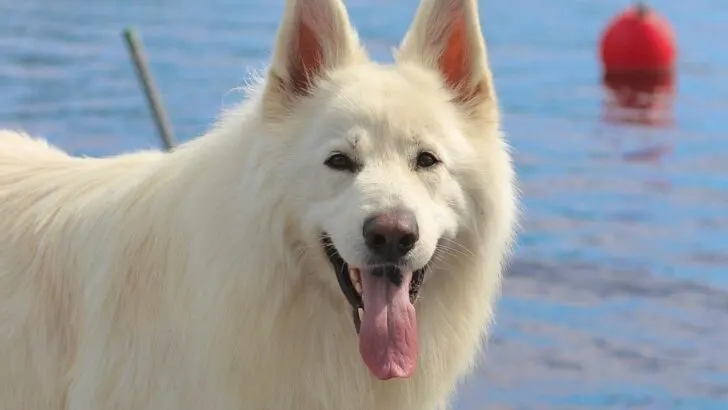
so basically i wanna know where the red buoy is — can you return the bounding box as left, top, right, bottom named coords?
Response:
left=599, top=2, right=677, bottom=126
left=599, top=2, right=676, bottom=76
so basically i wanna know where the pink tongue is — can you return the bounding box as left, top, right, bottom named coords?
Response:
left=358, top=269, right=419, bottom=380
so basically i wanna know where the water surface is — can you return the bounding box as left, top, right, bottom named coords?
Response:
left=1, top=0, right=727, bottom=408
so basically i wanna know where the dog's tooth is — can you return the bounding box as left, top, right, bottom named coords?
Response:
left=349, top=267, right=363, bottom=295
left=357, top=308, right=364, bottom=321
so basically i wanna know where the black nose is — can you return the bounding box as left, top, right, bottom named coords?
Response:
left=362, top=209, right=419, bottom=263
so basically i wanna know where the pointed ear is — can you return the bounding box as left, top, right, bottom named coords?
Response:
left=263, top=0, right=365, bottom=113
left=396, top=0, right=496, bottom=107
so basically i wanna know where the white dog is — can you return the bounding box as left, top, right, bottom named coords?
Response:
left=0, top=0, right=517, bottom=408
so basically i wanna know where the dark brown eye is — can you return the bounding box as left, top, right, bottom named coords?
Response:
left=324, top=153, right=357, bottom=172
left=415, top=151, right=440, bottom=169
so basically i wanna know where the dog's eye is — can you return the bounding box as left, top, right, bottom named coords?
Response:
left=415, top=152, right=440, bottom=169
left=324, top=153, right=357, bottom=172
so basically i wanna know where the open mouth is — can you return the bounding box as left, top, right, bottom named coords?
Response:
left=320, top=234, right=426, bottom=330
left=321, top=233, right=427, bottom=380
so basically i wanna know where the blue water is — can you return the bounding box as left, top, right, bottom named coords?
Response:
left=1, top=0, right=727, bottom=408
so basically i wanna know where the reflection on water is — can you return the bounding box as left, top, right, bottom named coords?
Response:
left=1, top=0, right=727, bottom=408
left=601, top=71, right=676, bottom=127
left=600, top=71, right=677, bottom=165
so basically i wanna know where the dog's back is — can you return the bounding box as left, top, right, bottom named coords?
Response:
left=0, top=131, right=80, bottom=409
left=0, top=131, right=169, bottom=410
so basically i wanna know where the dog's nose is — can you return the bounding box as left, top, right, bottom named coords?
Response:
left=362, top=209, right=419, bottom=262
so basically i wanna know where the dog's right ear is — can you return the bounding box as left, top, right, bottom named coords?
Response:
left=262, top=0, right=365, bottom=115
left=396, top=0, right=496, bottom=110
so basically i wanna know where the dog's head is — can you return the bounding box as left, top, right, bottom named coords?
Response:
left=259, top=0, right=508, bottom=381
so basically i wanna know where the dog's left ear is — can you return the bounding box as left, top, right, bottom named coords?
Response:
left=263, top=0, right=365, bottom=115
left=396, top=0, right=496, bottom=107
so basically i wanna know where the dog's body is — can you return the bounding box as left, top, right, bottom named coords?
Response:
left=0, top=0, right=517, bottom=409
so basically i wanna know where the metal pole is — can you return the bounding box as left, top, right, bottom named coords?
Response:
left=122, top=27, right=176, bottom=151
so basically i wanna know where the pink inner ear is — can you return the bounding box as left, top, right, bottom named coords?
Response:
left=438, top=13, right=480, bottom=103
left=290, top=20, right=324, bottom=96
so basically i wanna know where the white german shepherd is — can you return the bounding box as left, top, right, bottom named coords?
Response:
left=0, top=0, right=517, bottom=408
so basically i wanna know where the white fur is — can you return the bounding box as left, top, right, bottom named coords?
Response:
left=0, top=0, right=518, bottom=409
